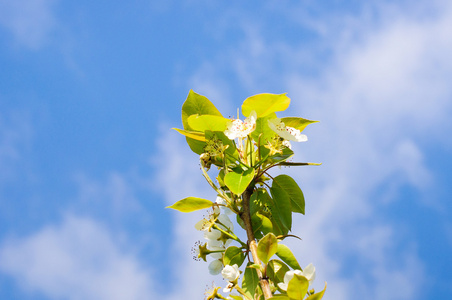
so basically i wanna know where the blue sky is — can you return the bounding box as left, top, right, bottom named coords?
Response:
left=1, top=0, right=452, bottom=299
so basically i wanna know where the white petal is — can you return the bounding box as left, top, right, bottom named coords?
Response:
left=195, top=219, right=208, bottom=231
left=204, top=229, right=221, bottom=241
left=277, top=282, right=288, bottom=291
left=283, top=270, right=296, bottom=285
left=221, top=264, right=240, bottom=281
left=302, top=263, right=316, bottom=283
left=217, top=214, right=233, bottom=231
left=209, top=260, right=223, bottom=275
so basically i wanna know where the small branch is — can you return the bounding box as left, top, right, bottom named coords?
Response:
left=240, top=185, right=273, bottom=300
left=212, top=224, right=247, bottom=247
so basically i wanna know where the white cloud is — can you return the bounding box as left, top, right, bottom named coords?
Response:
left=0, top=0, right=57, bottom=49
left=0, top=215, right=156, bottom=300
left=0, top=110, right=32, bottom=185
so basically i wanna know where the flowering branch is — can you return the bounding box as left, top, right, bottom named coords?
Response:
left=168, top=90, right=327, bottom=300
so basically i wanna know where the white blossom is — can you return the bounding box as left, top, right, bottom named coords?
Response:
left=277, top=263, right=316, bottom=291
left=268, top=118, right=307, bottom=142
left=221, top=264, right=240, bottom=282
left=224, top=111, right=257, bottom=139
left=223, top=282, right=234, bottom=293
left=215, top=196, right=233, bottom=215
left=209, top=259, right=223, bottom=275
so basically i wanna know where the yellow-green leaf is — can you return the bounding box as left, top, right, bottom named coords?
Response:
left=287, top=274, right=309, bottom=300
left=281, top=117, right=318, bottom=132
left=224, top=168, right=255, bottom=195
left=257, top=233, right=278, bottom=264
left=166, top=197, right=213, bottom=213
left=172, top=128, right=206, bottom=142
left=242, top=93, right=291, bottom=118
left=305, top=282, right=327, bottom=300
left=182, top=90, right=222, bottom=130
left=187, top=114, right=231, bottom=132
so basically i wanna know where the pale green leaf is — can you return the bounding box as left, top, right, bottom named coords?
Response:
left=305, top=282, right=327, bottom=300
left=172, top=128, right=206, bottom=142
left=242, top=93, right=291, bottom=118
left=268, top=296, right=290, bottom=300
left=187, top=114, right=230, bottom=132
left=224, top=168, right=255, bottom=195
left=267, top=259, right=290, bottom=286
left=281, top=117, right=318, bottom=132
left=182, top=90, right=222, bottom=130
left=251, top=113, right=277, bottom=145
left=166, top=197, right=213, bottom=213
left=287, top=274, right=309, bottom=300
left=257, top=233, right=278, bottom=264
left=276, top=244, right=301, bottom=270
left=181, top=90, right=221, bottom=154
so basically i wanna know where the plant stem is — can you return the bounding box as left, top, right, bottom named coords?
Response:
left=240, top=185, right=272, bottom=300
left=212, top=224, right=247, bottom=247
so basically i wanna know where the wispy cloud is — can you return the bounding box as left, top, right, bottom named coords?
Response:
left=0, top=0, right=57, bottom=49
left=0, top=215, right=156, bottom=300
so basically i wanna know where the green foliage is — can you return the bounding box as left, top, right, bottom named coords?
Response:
left=166, top=197, right=212, bottom=212
left=169, top=90, right=326, bottom=300
left=267, top=259, right=290, bottom=285
left=257, top=233, right=278, bottom=264
left=242, top=263, right=260, bottom=299
left=187, top=114, right=230, bottom=132
left=224, top=246, right=246, bottom=267
left=276, top=244, right=301, bottom=270
left=272, top=175, right=305, bottom=215
left=242, top=93, right=290, bottom=117
left=270, top=180, right=293, bottom=232
left=305, top=283, right=327, bottom=300
left=224, top=168, right=255, bottom=195
left=280, top=117, right=318, bottom=132
left=287, top=274, right=309, bottom=300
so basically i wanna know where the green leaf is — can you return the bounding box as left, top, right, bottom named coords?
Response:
left=287, top=274, right=309, bottom=300
left=242, top=263, right=260, bottom=299
left=268, top=296, right=290, bottom=300
left=251, top=113, right=277, bottom=145
left=305, top=282, right=327, bottom=300
left=267, top=147, right=294, bottom=165
left=223, top=246, right=246, bottom=267
left=270, top=180, right=293, bottom=231
left=281, top=117, right=318, bottom=132
left=257, top=233, right=278, bottom=264
left=267, top=259, right=290, bottom=285
left=242, top=93, right=291, bottom=118
left=181, top=90, right=222, bottom=154
left=224, top=168, right=255, bottom=195
left=272, top=175, right=305, bottom=215
left=262, top=193, right=287, bottom=236
left=187, top=114, right=230, bottom=132
left=166, top=197, right=213, bottom=213
left=172, top=128, right=206, bottom=141
left=182, top=90, right=222, bottom=129
left=229, top=295, right=243, bottom=300
left=276, top=244, right=301, bottom=270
